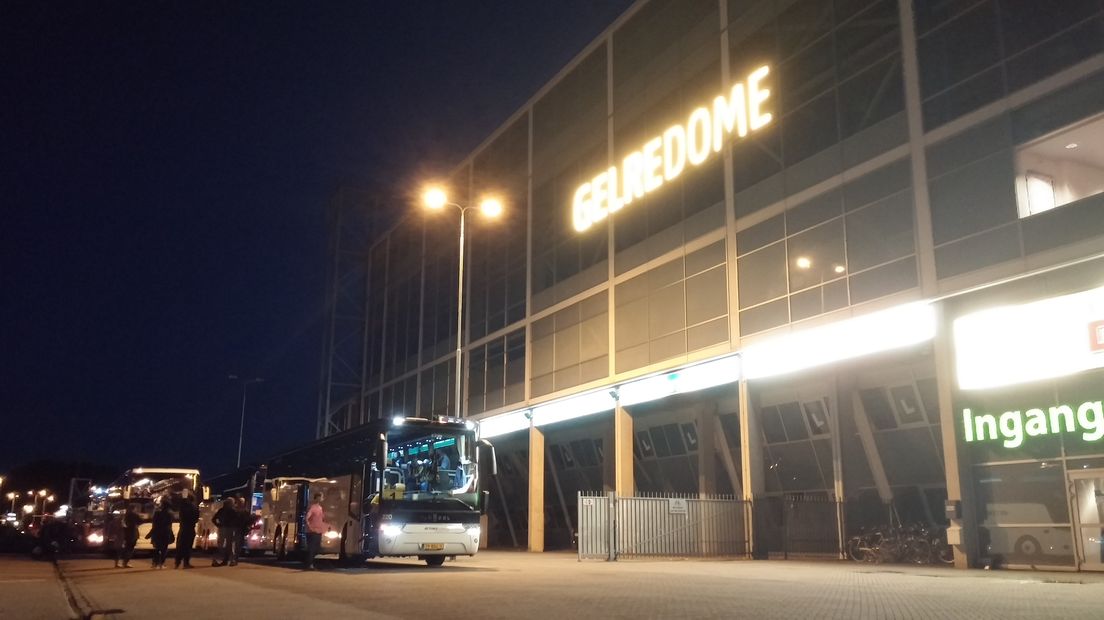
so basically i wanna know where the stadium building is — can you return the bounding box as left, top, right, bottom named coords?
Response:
left=318, top=0, right=1104, bottom=569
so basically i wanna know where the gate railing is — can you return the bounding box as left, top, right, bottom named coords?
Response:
left=753, top=494, right=843, bottom=559
left=578, top=491, right=749, bottom=560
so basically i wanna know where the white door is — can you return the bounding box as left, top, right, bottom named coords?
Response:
left=1069, top=469, right=1104, bottom=571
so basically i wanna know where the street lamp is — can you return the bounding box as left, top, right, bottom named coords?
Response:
left=229, top=375, right=264, bottom=468
left=6, top=492, right=15, bottom=513
left=421, top=185, right=504, bottom=419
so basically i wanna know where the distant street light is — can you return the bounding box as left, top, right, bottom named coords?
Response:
left=32, top=489, right=50, bottom=516
left=229, top=375, right=264, bottom=468
left=6, top=492, right=16, bottom=513
left=421, top=185, right=504, bottom=419
left=794, top=256, right=847, bottom=314
left=22, top=504, right=33, bottom=515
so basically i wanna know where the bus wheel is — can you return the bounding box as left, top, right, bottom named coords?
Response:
left=424, top=555, right=445, bottom=567
left=339, top=524, right=349, bottom=562
left=1015, top=535, right=1041, bottom=560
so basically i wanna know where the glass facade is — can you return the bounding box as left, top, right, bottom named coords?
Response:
left=323, top=0, right=1104, bottom=567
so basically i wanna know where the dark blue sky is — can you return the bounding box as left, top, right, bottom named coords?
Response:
left=1, top=1, right=632, bottom=477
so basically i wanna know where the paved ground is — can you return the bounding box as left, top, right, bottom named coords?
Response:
left=32, top=551, right=1104, bottom=619
left=0, top=556, right=76, bottom=619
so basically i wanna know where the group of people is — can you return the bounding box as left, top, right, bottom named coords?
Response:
left=112, top=490, right=199, bottom=569
left=110, top=490, right=331, bottom=571
left=392, top=450, right=460, bottom=493
left=210, top=495, right=257, bottom=567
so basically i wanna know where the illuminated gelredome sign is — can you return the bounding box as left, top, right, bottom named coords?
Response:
left=963, top=400, right=1104, bottom=448
left=572, top=65, right=773, bottom=232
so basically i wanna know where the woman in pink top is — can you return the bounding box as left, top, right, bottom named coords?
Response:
left=304, top=492, right=329, bottom=570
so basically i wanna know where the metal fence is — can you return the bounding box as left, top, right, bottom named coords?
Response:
left=578, top=492, right=748, bottom=560
left=753, top=495, right=843, bottom=558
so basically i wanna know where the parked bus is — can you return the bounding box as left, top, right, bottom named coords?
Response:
left=222, top=471, right=271, bottom=555
left=99, top=468, right=208, bottom=552
left=264, top=416, right=494, bottom=566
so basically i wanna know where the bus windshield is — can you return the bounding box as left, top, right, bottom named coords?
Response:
left=384, top=426, right=477, bottom=510
left=107, top=468, right=201, bottom=502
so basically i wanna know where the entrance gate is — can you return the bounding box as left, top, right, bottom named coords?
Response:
left=1070, top=468, right=1104, bottom=571
left=577, top=492, right=748, bottom=560
left=754, top=495, right=842, bottom=558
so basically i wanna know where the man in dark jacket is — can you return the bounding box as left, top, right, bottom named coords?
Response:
left=174, top=493, right=199, bottom=569
left=146, top=500, right=174, bottom=569
left=115, top=504, right=140, bottom=568
left=211, top=498, right=237, bottom=567
left=234, top=495, right=251, bottom=563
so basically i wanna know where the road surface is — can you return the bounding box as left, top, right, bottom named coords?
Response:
left=30, top=551, right=1104, bottom=619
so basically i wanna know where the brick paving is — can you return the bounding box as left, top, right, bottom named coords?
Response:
left=49, top=551, right=1104, bottom=619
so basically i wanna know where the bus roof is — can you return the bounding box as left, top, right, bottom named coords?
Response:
left=130, top=467, right=200, bottom=476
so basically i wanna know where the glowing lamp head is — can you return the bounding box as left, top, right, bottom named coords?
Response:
left=423, top=187, right=448, bottom=210
left=479, top=197, right=503, bottom=218
left=795, top=256, right=811, bottom=270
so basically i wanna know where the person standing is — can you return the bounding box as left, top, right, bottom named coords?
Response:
left=147, top=500, right=174, bottom=569
left=174, top=492, right=199, bottom=569
left=234, top=496, right=251, bottom=562
left=211, top=498, right=237, bottom=567
left=115, top=504, right=140, bottom=568
left=304, top=492, right=328, bottom=570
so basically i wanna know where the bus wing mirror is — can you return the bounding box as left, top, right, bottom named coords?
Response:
left=478, top=439, right=498, bottom=476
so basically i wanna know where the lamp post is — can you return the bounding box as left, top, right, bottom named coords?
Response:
left=6, top=492, right=15, bottom=513
left=230, top=375, right=264, bottom=468
left=422, top=186, right=503, bottom=419
left=35, top=489, right=47, bottom=517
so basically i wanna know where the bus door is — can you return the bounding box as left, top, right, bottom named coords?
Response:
left=306, top=472, right=357, bottom=556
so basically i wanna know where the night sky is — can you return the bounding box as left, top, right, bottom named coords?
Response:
left=1, top=1, right=633, bottom=478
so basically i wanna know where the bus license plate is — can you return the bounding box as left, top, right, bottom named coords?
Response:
left=421, top=543, right=444, bottom=551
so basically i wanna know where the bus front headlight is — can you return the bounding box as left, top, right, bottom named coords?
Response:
left=324, top=530, right=340, bottom=540
left=380, top=524, right=403, bottom=538
left=465, top=525, right=480, bottom=537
